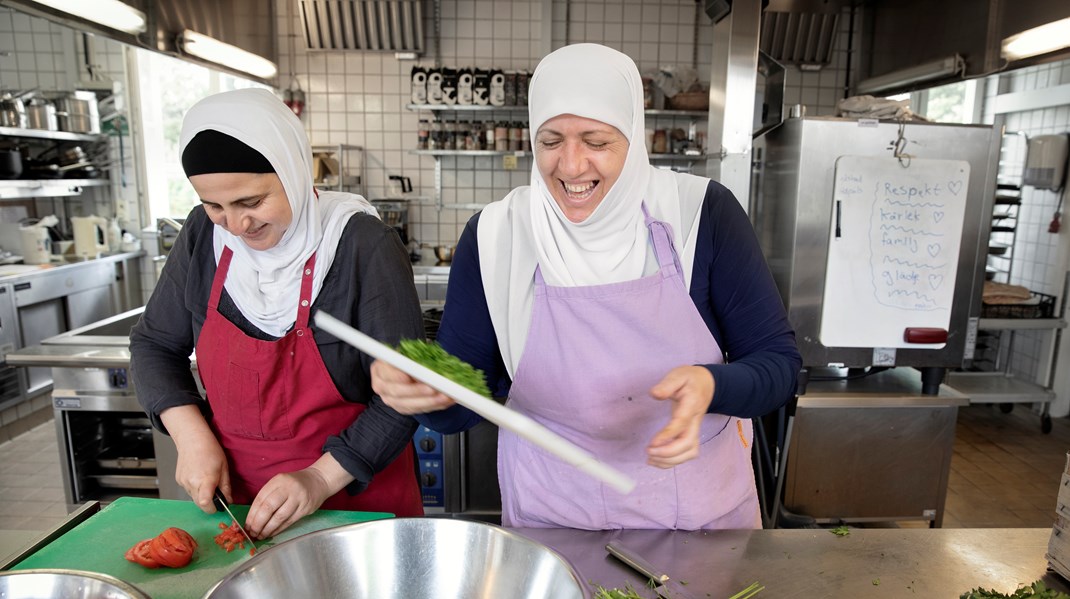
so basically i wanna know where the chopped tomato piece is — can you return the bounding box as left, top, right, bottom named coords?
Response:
left=214, top=521, right=253, bottom=555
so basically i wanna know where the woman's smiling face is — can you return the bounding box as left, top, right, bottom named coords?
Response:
left=190, top=172, right=293, bottom=251
left=534, top=114, right=629, bottom=223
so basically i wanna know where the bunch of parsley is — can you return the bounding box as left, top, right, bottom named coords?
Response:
left=960, top=581, right=1070, bottom=599
left=396, top=339, right=491, bottom=397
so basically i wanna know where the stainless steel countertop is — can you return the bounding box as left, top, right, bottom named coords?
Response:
left=0, top=251, right=144, bottom=283
left=4, top=511, right=1065, bottom=597
left=514, top=526, right=1068, bottom=597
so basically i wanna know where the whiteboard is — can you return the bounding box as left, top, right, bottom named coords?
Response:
left=819, top=156, right=971, bottom=349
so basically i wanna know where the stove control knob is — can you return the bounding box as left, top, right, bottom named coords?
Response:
left=419, top=436, right=436, bottom=452
left=421, top=472, right=437, bottom=487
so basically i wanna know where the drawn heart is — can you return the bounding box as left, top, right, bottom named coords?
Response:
left=948, top=180, right=963, bottom=195
left=882, top=271, right=894, bottom=286
left=927, top=243, right=941, bottom=258
left=933, top=211, right=945, bottom=223
left=929, top=274, right=944, bottom=290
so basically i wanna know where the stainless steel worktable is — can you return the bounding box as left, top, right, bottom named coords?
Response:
left=514, top=526, right=1068, bottom=597
left=4, top=506, right=1066, bottom=597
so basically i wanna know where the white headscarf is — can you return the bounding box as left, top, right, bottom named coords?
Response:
left=477, top=44, right=710, bottom=376
left=180, top=88, right=378, bottom=337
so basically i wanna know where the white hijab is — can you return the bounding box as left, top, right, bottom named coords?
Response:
left=477, top=44, right=710, bottom=376
left=180, top=88, right=378, bottom=337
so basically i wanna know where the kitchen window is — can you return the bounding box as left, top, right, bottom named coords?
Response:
left=890, top=79, right=982, bottom=124
left=129, top=48, right=268, bottom=220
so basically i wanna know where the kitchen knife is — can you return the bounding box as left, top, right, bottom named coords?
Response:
left=313, top=311, right=636, bottom=494
left=606, top=540, right=696, bottom=599
left=213, top=488, right=257, bottom=551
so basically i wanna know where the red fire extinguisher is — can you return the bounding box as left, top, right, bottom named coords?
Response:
left=283, top=81, right=305, bottom=118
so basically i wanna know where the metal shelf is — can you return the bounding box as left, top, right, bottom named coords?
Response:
left=408, top=104, right=526, bottom=112
left=944, top=371, right=1055, bottom=404
left=0, top=126, right=106, bottom=143
left=650, top=153, right=707, bottom=161
left=979, top=318, right=1067, bottom=331
left=0, top=178, right=109, bottom=200
left=407, top=104, right=708, bottom=118
left=410, top=150, right=531, bottom=157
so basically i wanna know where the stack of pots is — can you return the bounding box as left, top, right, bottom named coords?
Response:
left=53, top=91, right=100, bottom=134
left=0, top=90, right=99, bottom=134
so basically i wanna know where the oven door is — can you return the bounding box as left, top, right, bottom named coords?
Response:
left=443, top=420, right=501, bottom=523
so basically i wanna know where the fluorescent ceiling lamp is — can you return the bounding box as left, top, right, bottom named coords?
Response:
left=28, top=0, right=146, bottom=34
left=1002, top=17, right=1070, bottom=60
left=178, top=29, right=278, bottom=80
left=856, top=55, right=964, bottom=95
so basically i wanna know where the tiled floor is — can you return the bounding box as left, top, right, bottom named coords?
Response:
left=0, top=404, right=1067, bottom=536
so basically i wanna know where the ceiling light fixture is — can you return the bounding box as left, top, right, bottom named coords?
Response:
left=27, top=0, right=146, bottom=34
left=1002, top=17, right=1070, bottom=61
left=178, top=29, right=278, bottom=80
left=856, top=55, right=965, bottom=95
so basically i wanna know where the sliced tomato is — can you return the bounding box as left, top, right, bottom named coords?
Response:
left=148, top=526, right=198, bottom=568
left=124, top=538, right=159, bottom=568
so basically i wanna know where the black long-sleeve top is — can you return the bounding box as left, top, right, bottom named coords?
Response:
left=129, top=205, right=424, bottom=493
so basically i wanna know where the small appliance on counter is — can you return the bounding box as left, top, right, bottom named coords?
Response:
left=71, top=215, right=109, bottom=259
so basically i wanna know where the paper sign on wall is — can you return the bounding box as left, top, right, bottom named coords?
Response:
left=819, top=155, right=971, bottom=349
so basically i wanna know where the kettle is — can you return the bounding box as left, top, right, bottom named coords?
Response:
left=71, top=215, right=109, bottom=259
left=19, top=224, right=52, bottom=264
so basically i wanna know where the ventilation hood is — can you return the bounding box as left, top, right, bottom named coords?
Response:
left=860, top=0, right=1070, bottom=95
left=298, top=0, right=424, bottom=53
left=0, top=0, right=278, bottom=82
left=760, top=0, right=848, bottom=69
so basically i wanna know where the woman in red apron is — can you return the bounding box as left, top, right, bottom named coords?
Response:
left=130, top=89, right=423, bottom=540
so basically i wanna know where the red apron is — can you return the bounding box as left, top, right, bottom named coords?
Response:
left=195, top=246, right=422, bottom=515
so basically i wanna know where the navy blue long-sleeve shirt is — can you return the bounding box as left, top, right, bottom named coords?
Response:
left=419, top=181, right=801, bottom=434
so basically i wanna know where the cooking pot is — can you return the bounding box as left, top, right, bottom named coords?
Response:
left=433, top=244, right=455, bottom=262
left=0, top=569, right=150, bottom=599
left=0, top=93, right=27, bottom=128
left=54, top=91, right=100, bottom=134
left=25, top=97, right=57, bottom=131
left=0, top=148, right=22, bottom=179
left=202, top=518, right=588, bottom=599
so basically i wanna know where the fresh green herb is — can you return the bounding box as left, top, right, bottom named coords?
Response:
left=729, top=581, right=765, bottom=599
left=873, top=579, right=880, bottom=586
left=830, top=525, right=851, bottom=536
left=396, top=339, right=491, bottom=397
left=592, top=583, right=645, bottom=599
left=960, top=580, right=1070, bottom=599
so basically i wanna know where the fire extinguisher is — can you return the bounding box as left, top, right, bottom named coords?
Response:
left=282, top=80, right=305, bottom=118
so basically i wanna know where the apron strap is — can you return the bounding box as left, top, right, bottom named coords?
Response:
left=642, top=203, right=681, bottom=277
left=208, top=246, right=235, bottom=310
left=295, top=252, right=318, bottom=328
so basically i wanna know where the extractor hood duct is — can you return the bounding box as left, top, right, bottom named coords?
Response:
left=760, top=0, right=846, bottom=68
left=298, top=0, right=424, bottom=53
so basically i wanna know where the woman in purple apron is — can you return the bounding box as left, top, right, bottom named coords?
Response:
left=373, top=44, right=801, bottom=530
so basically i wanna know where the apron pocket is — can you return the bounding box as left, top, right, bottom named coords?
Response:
left=223, top=363, right=294, bottom=440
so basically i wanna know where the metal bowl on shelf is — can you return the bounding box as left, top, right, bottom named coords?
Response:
left=0, top=569, right=151, bottom=599
left=202, top=518, right=588, bottom=599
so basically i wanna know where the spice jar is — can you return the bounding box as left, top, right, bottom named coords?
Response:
left=495, top=121, right=509, bottom=151
left=509, top=122, right=522, bottom=151
left=417, top=119, right=430, bottom=150
left=652, top=129, right=668, bottom=154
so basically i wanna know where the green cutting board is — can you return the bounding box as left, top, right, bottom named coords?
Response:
left=13, top=496, right=392, bottom=599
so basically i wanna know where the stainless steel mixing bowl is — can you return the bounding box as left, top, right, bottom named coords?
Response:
left=202, top=517, right=589, bottom=599
left=0, top=569, right=151, bottom=598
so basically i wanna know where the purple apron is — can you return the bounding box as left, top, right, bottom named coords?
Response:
left=499, top=211, right=761, bottom=530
